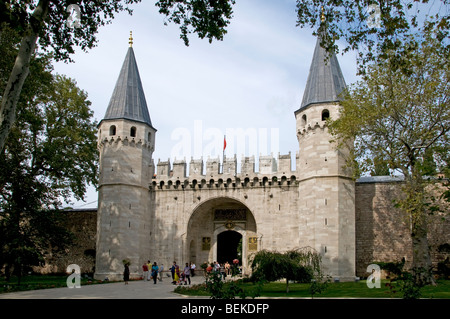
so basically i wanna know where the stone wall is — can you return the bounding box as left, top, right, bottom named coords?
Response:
left=33, top=209, right=97, bottom=275
left=35, top=178, right=449, bottom=279
left=355, top=179, right=410, bottom=277
left=355, top=177, right=450, bottom=278
left=147, top=179, right=301, bottom=277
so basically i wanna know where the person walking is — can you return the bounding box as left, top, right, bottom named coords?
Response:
left=171, top=261, right=180, bottom=285
left=123, top=262, right=130, bottom=285
left=183, top=263, right=191, bottom=285
left=206, top=263, right=213, bottom=274
left=224, top=261, right=230, bottom=275
left=151, top=262, right=159, bottom=284
left=147, top=260, right=152, bottom=281
left=220, top=263, right=226, bottom=280
left=190, top=262, right=196, bottom=277
left=170, top=261, right=176, bottom=284
left=142, top=262, right=149, bottom=281
left=214, top=261, right=220, bottom=272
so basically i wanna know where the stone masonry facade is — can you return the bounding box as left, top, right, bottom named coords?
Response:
left=38, top=178, right=450, bottom=279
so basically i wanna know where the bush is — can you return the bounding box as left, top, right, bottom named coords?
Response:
left=249, top=247, right=323, bottom=294
left=375, top=258, right=405, bottom=278
left=376, top=260, right=429, bottom=299
left=437, top=258, right=450, bottom=279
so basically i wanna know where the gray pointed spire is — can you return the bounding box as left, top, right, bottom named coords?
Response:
left=103, top=46, right=154, bottom=128
left=298, top=36, right=347, bottom=111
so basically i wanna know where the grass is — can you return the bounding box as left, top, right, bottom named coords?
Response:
left=3, top=274, right=450, bottom=298
left=174, top=279, right=450, bottom=299
left=0, top=274, right=118, bottom=294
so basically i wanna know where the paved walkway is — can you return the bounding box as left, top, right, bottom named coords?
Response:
left=0, top=274, right=207, bottom=299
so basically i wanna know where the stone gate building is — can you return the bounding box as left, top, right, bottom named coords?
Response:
left=92, top=33, right=449, bottom=281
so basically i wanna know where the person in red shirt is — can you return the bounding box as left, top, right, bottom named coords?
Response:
left=142, top=262, right=149, bottom=281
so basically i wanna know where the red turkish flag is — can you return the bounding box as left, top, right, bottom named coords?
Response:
left=223, top=136, right=227, bottom=151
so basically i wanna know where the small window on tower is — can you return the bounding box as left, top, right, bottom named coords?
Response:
left=130, top=126, right=136, bottom=137
left=322, top=109, right=330, bottom=121
left=109, top=125, right=116, bottom=136
left=301, top=114, right=307, bottom=126
left=148, top=132, right=151, bottom=142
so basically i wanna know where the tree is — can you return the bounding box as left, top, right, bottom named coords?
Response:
left=0, top=37, right=98, bottom=280
left=295, top=0, right=449, bottom=70
left=155, top=0, right=236, bottom=46
left=250, top=247, right=322, bottom=293
left=370, top=155, right=390, bottom=176
left=0, top=0, right=239, bottom=278
left=328, top=25, right=450, bottom=285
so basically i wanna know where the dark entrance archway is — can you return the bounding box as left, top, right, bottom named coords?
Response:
left=217, top=231, right=242, bottom=264
left=186, top=196, right=257, bottom=274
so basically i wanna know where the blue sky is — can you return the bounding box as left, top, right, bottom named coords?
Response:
left=54, top=1, right=359, bottom=208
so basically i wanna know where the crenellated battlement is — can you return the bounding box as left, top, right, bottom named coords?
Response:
left=98, top=135, right=154, bottom=151
left=296, top=120, right=328, bottom=137
left=152, top=152, right=298, bottom=190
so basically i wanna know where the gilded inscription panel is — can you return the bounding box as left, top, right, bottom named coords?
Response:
left=214, top=209, right=246, bottom=221
left=202, top=237, right=211, bottom=250
left=248, top=237, right=258, bottom=251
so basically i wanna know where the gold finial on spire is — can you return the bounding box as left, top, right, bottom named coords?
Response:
left=321, top=6, right=325, bottom=23
left=129, top=31, right=133, bottom=47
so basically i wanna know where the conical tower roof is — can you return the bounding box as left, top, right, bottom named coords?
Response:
left=297, top=35, right=346, bottom=112
left=103, top=38, right=154, bottom=128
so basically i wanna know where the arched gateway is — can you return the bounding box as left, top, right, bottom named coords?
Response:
left=186, top=197, right=257, bottom=275
left=94, top=32, right=360, bottom=283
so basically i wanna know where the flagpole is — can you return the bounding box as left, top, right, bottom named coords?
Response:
left=222, top=135, right=226, bottom=174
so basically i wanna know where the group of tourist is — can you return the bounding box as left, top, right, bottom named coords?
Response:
left=169, top=261, right=196, bottom=285
left=124, top=260, right=196, bottom=285
left=141, top=260, right=164, bottom=284
left=203, top=260, right=241, bottom=279
left=124, top=259, right=240, bottom=284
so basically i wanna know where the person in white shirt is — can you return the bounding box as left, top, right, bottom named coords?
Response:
left=190, top=262, right=196, bottom=277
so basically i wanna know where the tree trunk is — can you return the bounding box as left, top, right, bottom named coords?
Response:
left=411, top=215, right=436, bottom=286
left=16, top=262, right=23, bottom=286
left=0, top=33, right=37, bottom=151
left=407, top=170, right=436, bottom=286
left=0, top=0, right=49, bottom=152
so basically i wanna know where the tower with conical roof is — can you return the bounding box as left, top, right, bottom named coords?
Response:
left=294, top=22, right=355, bottom=279
left=95, top=32, right=157, bottom=280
